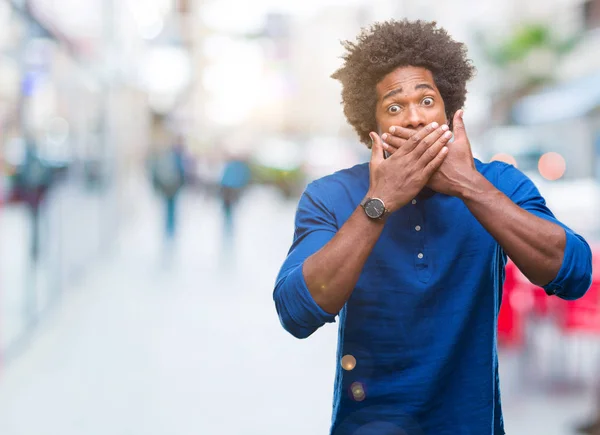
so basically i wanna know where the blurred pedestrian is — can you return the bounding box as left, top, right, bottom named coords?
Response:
left=150, top=136, right=187, bottom=244
left=13, top=138, right=53, bottom=262
left=273, top=19, right=593, bottom=435
left=219, top=155, right=251, bottom=237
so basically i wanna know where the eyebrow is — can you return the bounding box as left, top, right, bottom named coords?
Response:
left=382, top=83, right=436, bottom=102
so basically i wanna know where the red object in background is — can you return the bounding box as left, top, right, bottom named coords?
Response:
left=498, top=260, right=533, bottom=348
left=559, top=244, right=600, bottom=334
left=499, top=244, right=600, bottom=345
left=497, top=261, right=518, bottom=346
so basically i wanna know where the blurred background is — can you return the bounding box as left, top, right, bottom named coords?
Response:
left=0, top=0, right=599, bottom=434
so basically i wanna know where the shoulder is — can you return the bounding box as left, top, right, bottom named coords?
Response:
left=305, top=162, right=369, bottom=198
left=474, top=158, right=513, bottom=179
left=474, top=158, right=541, bottom=201
left=298, top=163, right=368, bottom=224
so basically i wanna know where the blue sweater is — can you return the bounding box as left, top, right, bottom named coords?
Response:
left=273, top=160, right=592, bottom=435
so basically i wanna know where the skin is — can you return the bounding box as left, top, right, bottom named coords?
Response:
left=379, top=66, right=565, bottom=287
left=302, top=65, right=565, bottom=315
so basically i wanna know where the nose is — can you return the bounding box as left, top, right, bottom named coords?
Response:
left=403, top=105, right=426, bottom=130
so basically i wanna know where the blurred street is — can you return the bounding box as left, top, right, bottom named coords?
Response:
left=0, top=182, right=596, bottom=435
left=0, top=183, right=340, bottom=434
left=0, top=0, right=600, bottom=434
left=0, top=179, right=111, bottom=355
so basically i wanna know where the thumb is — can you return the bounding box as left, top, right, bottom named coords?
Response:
left=453, top=109, right=467, bottom=142
left=369, top=132, right=385, bottom=165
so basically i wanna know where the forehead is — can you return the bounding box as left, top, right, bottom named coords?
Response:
left=376, top=66, right=438, bottom=99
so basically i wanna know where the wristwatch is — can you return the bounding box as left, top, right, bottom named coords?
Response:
left=360, top=197, right=388, bottom=220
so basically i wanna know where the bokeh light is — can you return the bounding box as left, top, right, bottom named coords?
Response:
left=350, top=382, right=366, bottom=402
left=341, top=355, right=357, bottom=371
left=538, top=152, right=566, bottom=181
left=490, top=153, right=517, bottom=167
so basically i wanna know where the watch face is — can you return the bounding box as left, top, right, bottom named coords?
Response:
left=365, top=199, right=385, bottom=219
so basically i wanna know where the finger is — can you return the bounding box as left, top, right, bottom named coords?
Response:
left=417, top=129, right=453, bottom=166
left=412, top=124, right=449, bottom=160
left=423, top=146, right=449, bottom=177
left=392, top=122, right=439, bottom=156
left=453, top=109, right=467, bottom=142
left=388, top=126, right=416, bottom=140
left=380, top=133, right=405, bottom=154
left=369, top=132, right=385, bottom=165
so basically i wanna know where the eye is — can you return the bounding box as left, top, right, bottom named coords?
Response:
left=422, top=97, right=434, bottom=106
left=388, top=104, right=401, bottom=114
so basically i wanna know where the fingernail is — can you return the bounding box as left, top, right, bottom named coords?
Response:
left=444, top=131, right=452, bottom=138
left=389, top=126, right=395, bottom=134
left=441, top=124, right=449, bottom=131
left=383, top=142, right=389, bottom=149
left=381, top=133, right=388, bottom=141
left=432, top=122, right=439, bottom=129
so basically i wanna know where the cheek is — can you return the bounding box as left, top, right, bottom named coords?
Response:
left=374, top=112, right=390, bottom=134
left=429, top=107, right=447, bottom=126
left=377, top=122, right=392, bottom=135
left=437, top=103, right=447, bottom=123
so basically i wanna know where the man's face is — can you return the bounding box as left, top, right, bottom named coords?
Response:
left=375, top=66, right=447, bottom=136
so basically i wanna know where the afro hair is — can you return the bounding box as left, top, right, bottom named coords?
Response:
left=331, top=20, right=476, bottom=146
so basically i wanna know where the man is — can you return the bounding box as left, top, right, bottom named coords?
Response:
left=273, top=20, right=593, bottom=435
left=14, top=138, right=53, bottom=262
left=150, top=138, right=187, bottom=242
left=219, top=154, right=252, bottom=236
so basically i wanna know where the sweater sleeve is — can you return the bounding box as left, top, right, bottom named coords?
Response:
left=273, top=181, right=338, bottom=338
